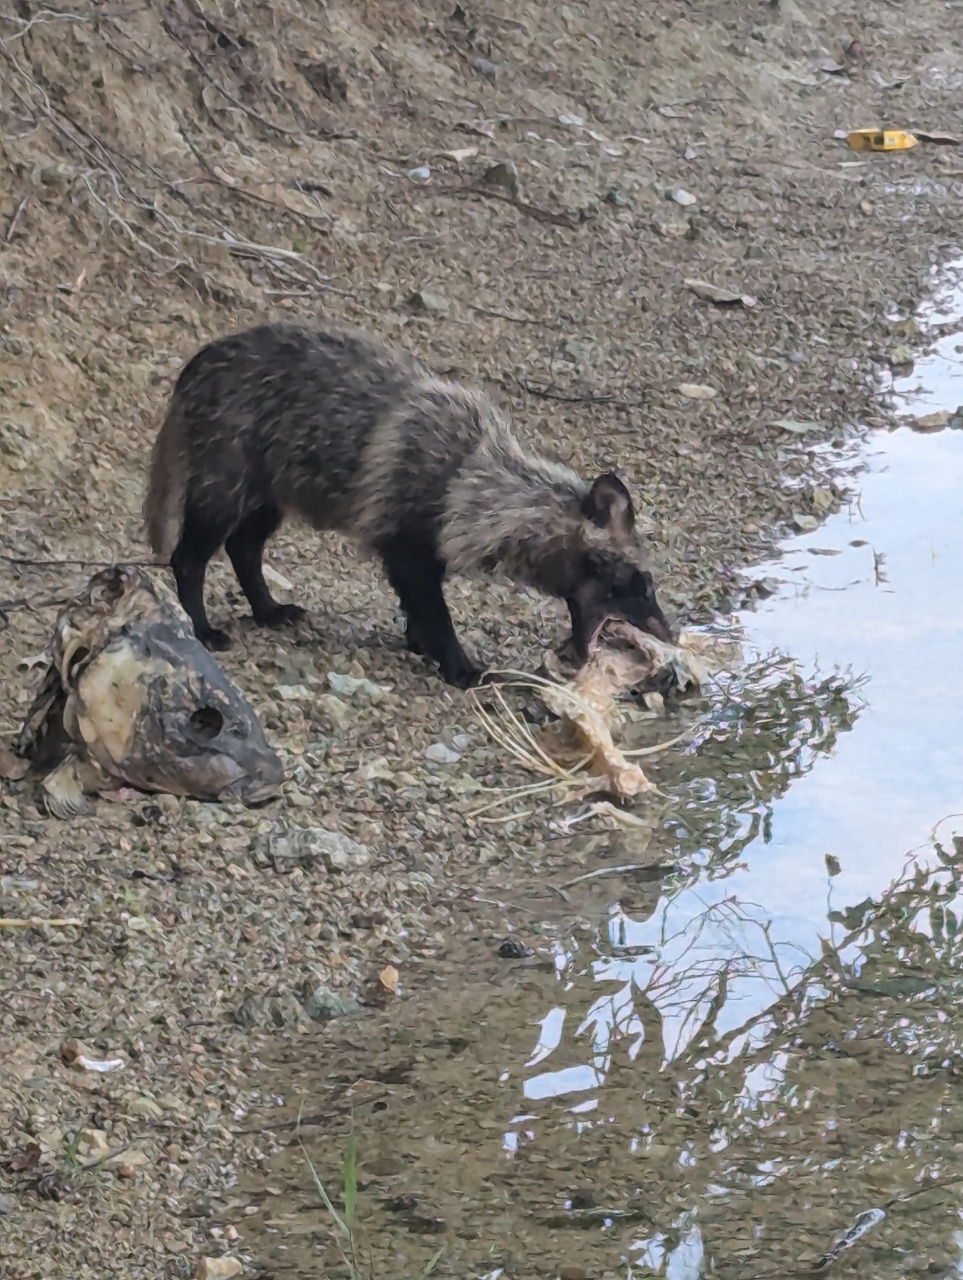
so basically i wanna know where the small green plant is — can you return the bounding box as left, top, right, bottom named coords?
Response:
left=300, top=1138, right=444, bottom=1280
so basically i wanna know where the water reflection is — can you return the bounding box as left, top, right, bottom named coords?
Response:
left=519, top=271, right=963, bottom=1104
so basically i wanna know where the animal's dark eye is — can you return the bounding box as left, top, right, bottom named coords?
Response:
left=631, top=570, right=654, bottom=599
left=190, top=705, right=224, bottom=739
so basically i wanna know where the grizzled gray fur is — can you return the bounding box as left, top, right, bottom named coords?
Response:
left=145, top=323, right=670, bottom=687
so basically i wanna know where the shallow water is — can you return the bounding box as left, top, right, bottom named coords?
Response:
left=244, top=271, right=963, bottom=1279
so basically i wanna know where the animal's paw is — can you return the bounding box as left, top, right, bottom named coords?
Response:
left=199, top=627, right=232, bottom=652
left=257, top=604, right=306, bottom=629
left=444, top=663, right=484, bottom=690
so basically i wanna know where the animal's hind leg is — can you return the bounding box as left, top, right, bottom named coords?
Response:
left=378, top=531, right=480, bottom=688
left=171, top=501, right=234, bottom=651
left=225, top=504, right=305, bottom=630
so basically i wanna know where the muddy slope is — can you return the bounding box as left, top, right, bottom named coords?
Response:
left=1, top=0, right=962, bottom=1275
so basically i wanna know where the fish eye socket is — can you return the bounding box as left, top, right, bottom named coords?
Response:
left=190, top=705, right=224, bottom=740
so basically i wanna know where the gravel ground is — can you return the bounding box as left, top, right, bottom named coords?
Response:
left=1, top=0, right=962, bottom=1274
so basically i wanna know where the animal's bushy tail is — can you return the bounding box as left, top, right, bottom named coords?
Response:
left=144, top=395, right=188, bottom=563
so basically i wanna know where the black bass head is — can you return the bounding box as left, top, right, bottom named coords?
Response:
left=129, top=623, right=284, bottom=805
left=567, top=473, right=673, bottom=657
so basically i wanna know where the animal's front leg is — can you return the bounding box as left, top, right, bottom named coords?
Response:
left=378, top=532, right=481, bottom=688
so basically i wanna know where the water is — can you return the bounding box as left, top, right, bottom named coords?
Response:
left=243, top=270, right=963, bottom=1279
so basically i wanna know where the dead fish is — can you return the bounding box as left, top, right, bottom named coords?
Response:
left=12, top=565, right=284, bottom=817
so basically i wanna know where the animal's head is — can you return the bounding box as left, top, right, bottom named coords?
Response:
left=567, top=472, right=672, bottom=658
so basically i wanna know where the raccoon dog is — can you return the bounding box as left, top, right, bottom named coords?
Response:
left=145, top=323, right=671, bottom=688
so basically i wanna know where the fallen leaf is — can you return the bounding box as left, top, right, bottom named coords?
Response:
left=379, top=964, right=400, bottom=995
left=439, top=146, right=477, bottom=163
left=916, top=130, right=962, bottom=145
left=678, top=383, right=717, bottom=399
left=685, top=278, right=757, bottom=307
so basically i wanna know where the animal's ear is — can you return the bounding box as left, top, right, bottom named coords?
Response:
left=582, top=472, right=635, bottom=543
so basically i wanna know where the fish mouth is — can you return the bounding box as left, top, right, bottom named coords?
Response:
left=218, top=771, right=284, bottom=806
left=586, top=612, right=674, bottom=655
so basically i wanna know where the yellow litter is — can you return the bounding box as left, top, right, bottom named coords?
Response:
left=847, top=129, right=918, bottom=152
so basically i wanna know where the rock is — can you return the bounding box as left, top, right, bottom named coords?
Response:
left=406, top=289, right=449, bottom=314
left=888, top=344, right=914, bottom=368
left=911, top=410, right=950, bottom=432
left=235, top=990, right=307, bottom=1030
left=302, top=985, right=360, bottom=1021
left=196, top=1259, right=243, bottom=1280
left=36, top=1126, right=64, bottom=1155
left=498, top=937, right=534, bottom=958
left=772, top=418, right=822, bottom=434
left=653, top=216, right=691, bottom=238
left=257, top=824, right=370, bottom=870
left=127, top=1095, right=164, bottom=1120
left=677, top=383, right=717, bottom=399
left=472, top=56, right=498, bottom=80
left=667, top=187, right=697, bottom=206
left=276, top=683, right=311, bottom=701
left=480, top=160, right=519, bottom=197
left=317, top=693, right=352, bottom=729
left=106, top=1148, right=149, bottom=1172
left=0, top=1192, right=15, bottom=1214
left=284, top=785, right=314, bottom=808
left=298, top=827, right=371, bottom=871
left=327, top=672, right=389, bottom=703
left=604, top=187, right=630, bottom=206
left=406, top=165, right=431, bottom=183
left=791, top=513, right=820, bottom=533
left=425, top=741, right=461, bottom=764
left=77, top=1127, right=111, bottom=1162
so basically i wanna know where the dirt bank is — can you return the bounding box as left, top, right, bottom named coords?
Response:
left=2, top=0, right=962, bottom=1274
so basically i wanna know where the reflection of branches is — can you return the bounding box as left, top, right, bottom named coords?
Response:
left=662, top=655, right=864, bottom=873
left=672, top=835, right=963, bottom=1075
